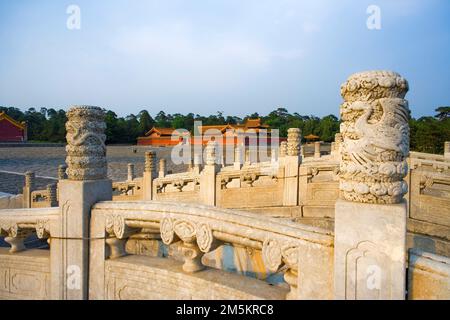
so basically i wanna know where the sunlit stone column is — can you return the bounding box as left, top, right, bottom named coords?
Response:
left=127, top=163, right=135, bottom=181
left=278, top=141, right=287, bottom=167
left=279, top=141, right=287, bottom=158
left=334, top=71, right=410, bottom=300
left=55, top=106, right=112, bottom=300
left=23, top=171, right=35, bottom=208
left=159, top=159, right=166, bottom=178
left=283, top=128, right=300, bottom=206
left=332, top=133, right=343, bottom=160
left=445, top=141, right=450, bottom=160
left=234, top=145, right=243, bottom=170
left=142, top=151, right=155, bottom=200
left=47, top=183, right=58, bottom=207
left=200, top=141, right=218, bottom=206
left=193, top=154, right=202, bottom=174
left=314, top=141, right=321, bottom=159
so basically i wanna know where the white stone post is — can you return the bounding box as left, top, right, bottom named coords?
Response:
left=234, top=145, right=243, bottom=170
left=159, top=159, right=166, bottom=178
left=445, top=141, right=450, bottom=160
left=200, top=141, right=218, bottom=206
left=193, top=154, right=202, bottom=174
left=23, top=171, right=35, bottom=208
left=278, top=141, right=287, bottom=167
left=283, top=128, right=300, bottom=206
left=244, top=148, right=251, bottom=166
left=142, top=151, right=155, bottom=200
left=331, top=133, right=343, bottom=161
left=314, top=141, right=321, bottom=158
left=58, top=165, right=68, bottom=180
left=334, top=71, right=410, bottom=300
left=279, top=141, right=287, bottom=158
left=127, top=163, right=135, bottom=181
left=54, top=106, right=112, bottom=300
left=47, top=183, right=58, bottom=207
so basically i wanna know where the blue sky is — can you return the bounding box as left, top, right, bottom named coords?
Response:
left=0, top=0, right=449, bottom=118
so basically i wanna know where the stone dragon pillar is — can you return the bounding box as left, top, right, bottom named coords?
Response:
left=334, top=71, right=410, bottom=300
left=55, top=106, right=112, bottom=300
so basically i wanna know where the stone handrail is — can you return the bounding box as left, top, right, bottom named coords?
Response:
left=91, top=200, right=334, bottom=299
left=410, top=151, right=447, bottom=162
left=154, top=171, right=200, bottom=193
left=30, top=184, right=58, bottom=208
left=0, top=207, right=59, bottom=252
left=112, top=179, right=143, bottom=199
left=218, top=162, right=281, bottom=189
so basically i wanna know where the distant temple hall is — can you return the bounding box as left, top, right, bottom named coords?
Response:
left=137, top=118, right=283, bottom=146
left=0, top=112, right=27, bottom=142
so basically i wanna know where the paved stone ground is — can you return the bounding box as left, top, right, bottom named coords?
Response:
left=0, top=146, right=189, bottom=195
left=0, top=172, right=56, bottom=195
left=0, top=144, right=330, bottom=195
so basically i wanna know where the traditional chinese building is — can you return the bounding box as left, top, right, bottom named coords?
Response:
left=0, top=112, right=27, bottom=142
left=136, top=118, right=282, bottom=146
left=196, top=118, right=274, bottom=146
left=137, top=127, right=189, bottom=146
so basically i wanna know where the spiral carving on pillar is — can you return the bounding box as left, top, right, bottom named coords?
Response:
left=339, top=71, right=410, bottom=204
left=65, top=106, right=107, bottom=181
left=287, top=128, right=300, bottom=156
left=145, top=151, right=156, bottom=173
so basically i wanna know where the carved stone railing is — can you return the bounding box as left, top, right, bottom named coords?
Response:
left=0, top=207, right=58, bottom=253
left=112, top=179, right=143, bottom=201
left=153, top=172, right=201, bottom=203
left=408, top=249, right=450, bottom=299
left=0, top=207, right=59, bottom=300
left=299, top=160, right=340, bottom=219
left=216, top=162, right=284, bottom=209
left=90, top=201, right=334, bottom=300
left=30, top=184, right=58, bottom=208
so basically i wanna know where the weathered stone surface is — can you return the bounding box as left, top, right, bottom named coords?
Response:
left=65, top=106, right=107, bottom=181
left=90, top=200, right=334, bottom=300
left=287, top=128, right=301, bottom=157
left=408, top=249, right=450, bottom=300
left=0, top=248, right=51, bottom=300
left=339, top=71, right=410, bottom=204
left=104, top=255, right=287, bottom=300
left=334, top=199, right=407, bottom=300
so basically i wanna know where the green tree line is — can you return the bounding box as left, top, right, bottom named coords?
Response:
left=1, top=106, right=449, bottom=154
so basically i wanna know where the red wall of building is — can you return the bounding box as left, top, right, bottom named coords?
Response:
left=0, top=120, right=25, bottom=142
